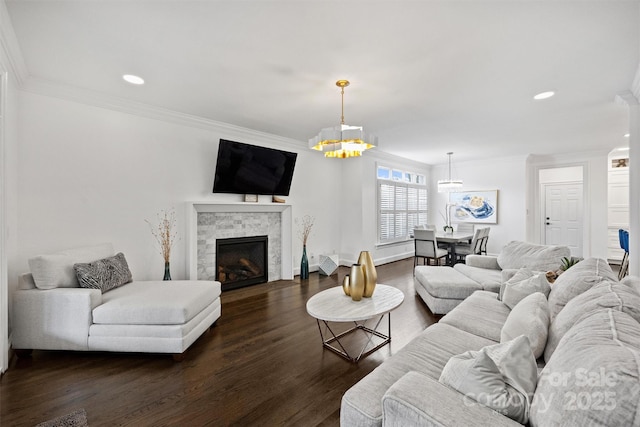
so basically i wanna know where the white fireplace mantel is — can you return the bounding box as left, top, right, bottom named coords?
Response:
left=185, top=202, right=293, bottom=281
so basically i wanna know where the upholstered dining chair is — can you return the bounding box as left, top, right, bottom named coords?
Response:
left=619, top=228, right=629, bottom=280
left=479, top=227, right=490, bottom=255
left=414, top=229, right=448, bottom=269
left=454, top=228, right=484, bottom=263
left=456, top=223, right=474, bottom=234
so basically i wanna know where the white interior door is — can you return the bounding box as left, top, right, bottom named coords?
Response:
left=544, top=183, right=583, bottom=257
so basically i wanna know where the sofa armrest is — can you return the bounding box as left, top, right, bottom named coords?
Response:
left=465, top=255, right=500, bottom=270
left=382, top=372, right=521, bottom=427
left=12, top=288, right=102, bottom=351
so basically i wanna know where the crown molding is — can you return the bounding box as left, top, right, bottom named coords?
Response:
left=0, top=0, right=28, bottom=86
left=21, top=76, right=310, bottom=152
left=616, top=90, right=640, bottom=107
left=21, top=76, right=432, bottom=168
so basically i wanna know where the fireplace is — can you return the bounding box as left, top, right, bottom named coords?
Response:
left=216, top=235, right=268, bottom=291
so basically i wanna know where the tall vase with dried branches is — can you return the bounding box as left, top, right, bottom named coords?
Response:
left=298, top=215, right=314, bottom=280
left=146, top=209, right=178, bottom=280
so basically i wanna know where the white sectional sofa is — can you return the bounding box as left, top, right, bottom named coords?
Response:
left=12, top=243, right=221, bottom=360
left=342, top=258, right=640, bottom=426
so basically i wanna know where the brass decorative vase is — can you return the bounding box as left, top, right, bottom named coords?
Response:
left=358, top=251, right=377, bottom=297
left=342, top=274, right=351, bottom=296
left=349, top=264, right=365, bottom=301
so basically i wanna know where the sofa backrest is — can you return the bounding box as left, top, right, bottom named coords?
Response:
left=28, top=243, right=115, bottom=290
left=531, top=308, right=640, bottom=426
left=496, top=241, right=570, bottom=271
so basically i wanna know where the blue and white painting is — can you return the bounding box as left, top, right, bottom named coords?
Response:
left=450, top=190, right=498, bottom=224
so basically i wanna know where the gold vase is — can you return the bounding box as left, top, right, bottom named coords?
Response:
left=349, top=264, right=365, bottom=301
left=342, top=274, right=351, bottom=296
left=358, top=251, right=377, bottom=297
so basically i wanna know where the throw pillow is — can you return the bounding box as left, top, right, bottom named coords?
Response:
left=74, top=252, right=132, bottom=293
left=544, top=279, right=640, bottom=363
left=28, top=243, right=115, bottom=289
left=501, top=292, right=550, bottom=359
left=501, top=268, right=551, bottom=309
left=547, top=257, right=618, bottom=321
left=439, top=335, right=538, bottom=424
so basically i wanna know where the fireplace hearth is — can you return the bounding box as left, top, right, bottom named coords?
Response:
left=216, top=235, right=268, bottom=291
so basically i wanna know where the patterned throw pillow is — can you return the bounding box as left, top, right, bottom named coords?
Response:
left=74, top=252, right=132, bottom=293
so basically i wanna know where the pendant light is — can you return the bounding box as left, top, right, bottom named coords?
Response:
left=437, top=152, right=463, bottom=192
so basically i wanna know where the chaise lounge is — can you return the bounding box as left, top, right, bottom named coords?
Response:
left=12, top=243, right=221, bottom=360
left=414, top=241, right=571, bottom=314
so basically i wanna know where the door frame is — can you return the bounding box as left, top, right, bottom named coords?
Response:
left=529, top=161, right=590, bottom=257
left=540, top=180, right=584, bottom=255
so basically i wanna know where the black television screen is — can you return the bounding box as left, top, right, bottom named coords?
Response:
left=212, top=139, right=298, bottom=196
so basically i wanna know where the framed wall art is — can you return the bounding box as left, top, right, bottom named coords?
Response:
left=449, top=190, right=498, bottom=224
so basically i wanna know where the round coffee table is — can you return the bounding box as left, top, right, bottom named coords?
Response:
left=306, top=284, right=404, bottom=362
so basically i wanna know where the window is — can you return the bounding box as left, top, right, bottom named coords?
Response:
left=377, top=165, right=427, bottom=243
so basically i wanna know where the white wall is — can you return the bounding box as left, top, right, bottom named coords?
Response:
left=430, top=155, right=528, bottom=255
left=13, top=89, right=434, bottom=287
left=14, top=91, right=349, bottom=283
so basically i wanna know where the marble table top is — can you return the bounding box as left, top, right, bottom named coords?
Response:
left=306, top=284, right=405, bottom=322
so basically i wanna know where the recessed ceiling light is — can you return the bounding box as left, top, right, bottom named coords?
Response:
left=123, top=74, right=144, bottom=85
left=624, top=133, right=630, bottom=138
left=533, top=91, right=555, bottom=100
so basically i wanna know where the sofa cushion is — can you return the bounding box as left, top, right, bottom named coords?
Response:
left=496, top=241, right=569, bottom=271
left=74, top=252, right=132, bottom=293
left=501, top=292, right=549, bottom=359
left=28, top=243, right=115, bottom=289
left=439, top=335, right=538, bottom=424
left=547, top=258, right=618, bottom=321
left=340, top=323, right=496, bottom=427
left=531, top=309, right=640, bottom=426
left=92, top=280, right=221, bottom=325
left=440, top=291, right=510, bottom=342
left=621, top=275, right=640, bottom=295
left=453, top=263, right=502, bottom=292
left=544, top=279, right=640, bottom=363
left=501, top=268, right=551, bottom=309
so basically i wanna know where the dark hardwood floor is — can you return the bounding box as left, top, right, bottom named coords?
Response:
left=0, top=258, right=438, bottom=426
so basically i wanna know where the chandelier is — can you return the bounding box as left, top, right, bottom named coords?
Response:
left=437, top=152, right=463, bottom=192
left=309, top=80, right=377, bottom=158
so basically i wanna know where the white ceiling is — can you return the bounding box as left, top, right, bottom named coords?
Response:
left=5, top=0, right=639, bottom=164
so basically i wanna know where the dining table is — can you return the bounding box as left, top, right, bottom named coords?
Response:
left=435, top=231, right=474, bottom=265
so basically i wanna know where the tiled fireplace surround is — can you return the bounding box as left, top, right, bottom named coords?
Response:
left=186, top=202, right=294, bottom=283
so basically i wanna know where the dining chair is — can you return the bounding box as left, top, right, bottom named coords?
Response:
left=479, top=227, right=490, bottom=255
left=456, top=223, right=474, bottom=234
left=414, top=229, right=448, bottom=269
left=619, top=229, right=629, bottom=280
left=454, top=228, right=484, bottom=263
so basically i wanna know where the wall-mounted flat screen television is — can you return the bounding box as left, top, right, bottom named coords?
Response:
left=212, top=139, right=298, bottom=196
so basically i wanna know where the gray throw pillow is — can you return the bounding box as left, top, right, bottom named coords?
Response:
left=501, top=292, right=550, bottom=359
left=74, top=252, right=132, bottom=293
left=501, top=268, right=551, bottom=309
left=439, top=335, right=538, bottom=424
